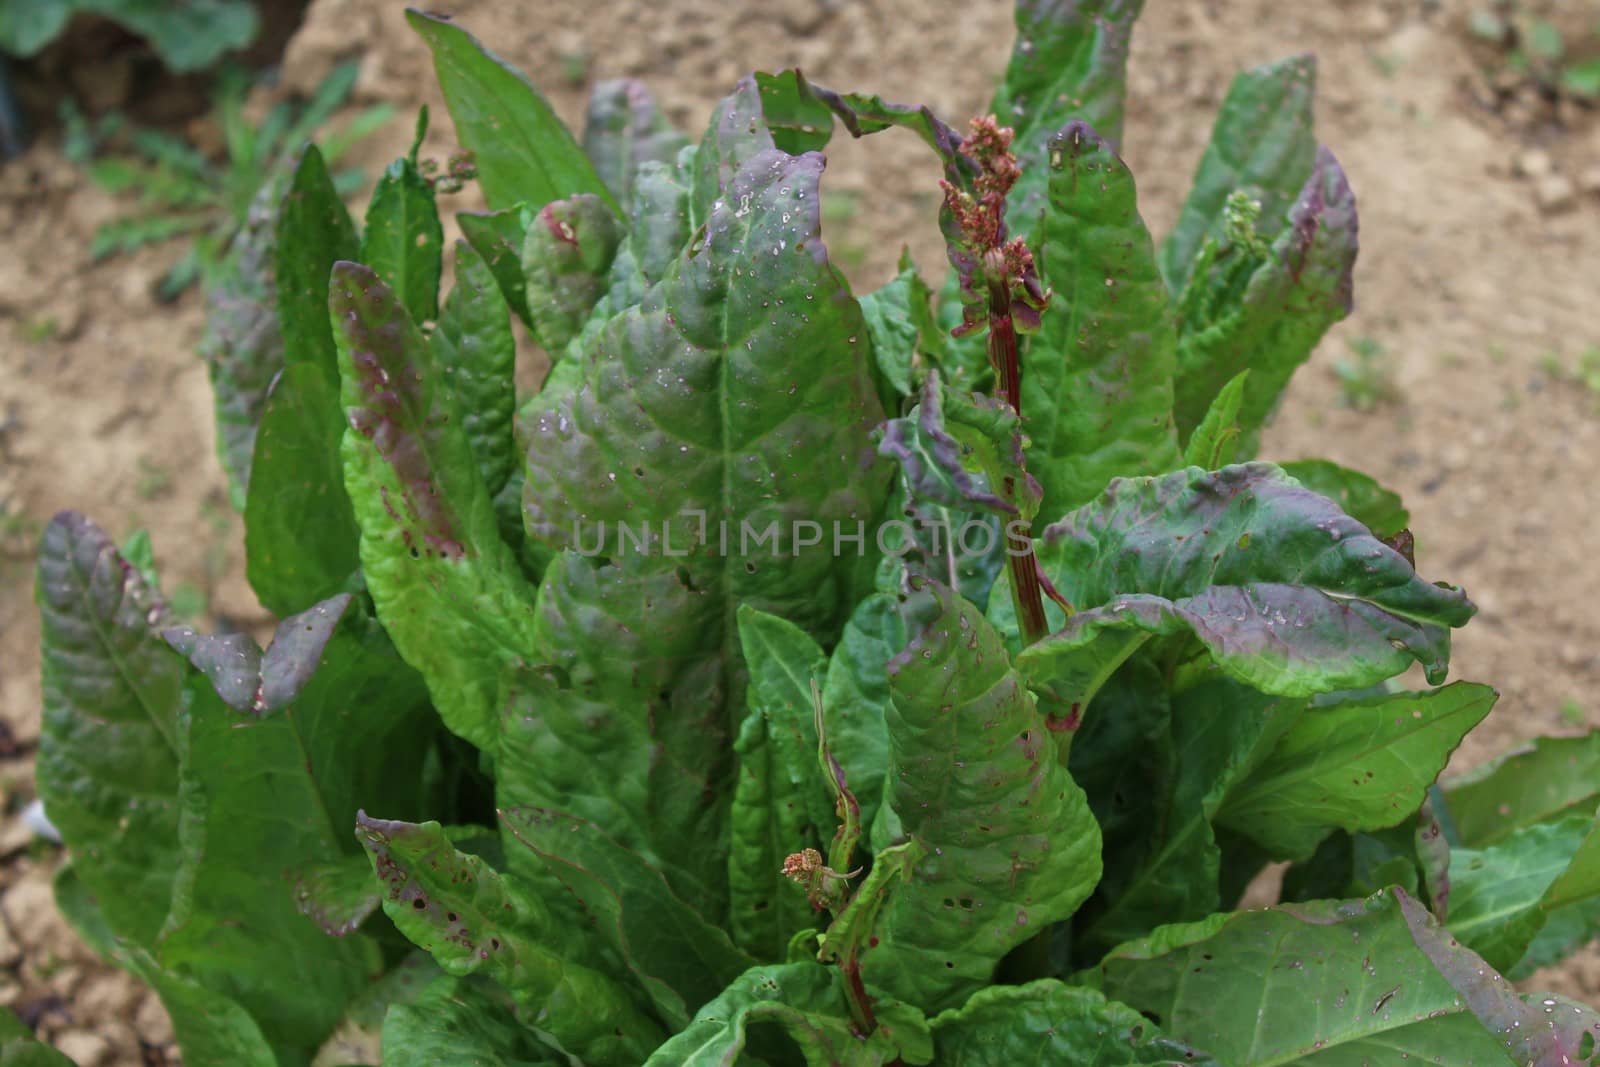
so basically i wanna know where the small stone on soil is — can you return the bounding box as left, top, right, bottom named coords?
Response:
left=1535, top=174, right=1578, bottom=214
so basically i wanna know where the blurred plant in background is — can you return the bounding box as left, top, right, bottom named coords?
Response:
left=60, top=60, right=391, bottom=299
left=0, top=0, right=258, bottom=71
left=1469, top=2, right=1600, bottom=106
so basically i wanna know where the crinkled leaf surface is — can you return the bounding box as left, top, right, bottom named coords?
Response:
left=500, top=806, right=753, bottom=1028
left=406, top=10, right=616, bottom=214
left=868, top=583, right=1100, bottom=1011
left=929, top=980, right=1217, bottom=1065
left=858, top=253, right=942, bottom=410
left=729, top=606, right=833, bottom=960
left=293, top=853, right=382, bottom=937
left=514, top=146, right=885, bottom=898
left=333, top=262, right=538, bottom=751
left=1216, top=683, right=1496, bottom=861
left=243, top=361, right=362, bottom=615
left=1021, top=121, right=1181, bottom=523
left=276, top=145, right=358, bottom=376
left=990, top=0, right=1146, bottom=227
left=521, top=193, right=624, bottom=353
left=432, top=240, right=518, bottom=516
left=1172, top=148, right=1358, bottom=446
left=360, top=155, right=443, bottom=326
left=357, top=815, right=664, bottom=1064
left=1281, top=458, right=1410, bottom=540
left=1004, top=464, right=1475, bottom=696
left=1086, top=887, right=1564, bottom=1064
left=584, top=78, right=689, bottom=206
left=381, top=976, right=563, bottom=1066
left=1159, top=54, right=1319, bottom=292
left=36, top=512, right=183, bottom=949
left=199, top=182, right=284, bottom=509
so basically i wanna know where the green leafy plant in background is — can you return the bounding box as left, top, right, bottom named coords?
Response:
left=33, top=3, right=1600, bottom=1065
left=0, top=0, right=256, bottom=70
left=61, top=60, right=392, bottom=299
left=1469, top=3, right=1600, bottom=103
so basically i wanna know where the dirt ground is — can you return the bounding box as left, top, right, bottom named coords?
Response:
left=1, top=0, right=1598, bottom=1061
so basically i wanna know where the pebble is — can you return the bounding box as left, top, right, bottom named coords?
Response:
left=1, top=871, right=80, bottom=959
left=1516, top=149, right=1555, bottom=179
left=1535, top=174, right=1578, bottom=215
left=1579, top=166, right=1600, bottom=198
left=53, top=1030, right=111, bottom=1067
left=76, top=974, right=141, bottom=1021
left=134, top=993, right=174, bottom=1046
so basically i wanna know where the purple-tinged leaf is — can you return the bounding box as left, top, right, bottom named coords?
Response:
left=520, top=193, right=624, bottom=354
left=356, top=814, right=664, bottom=1063
left=163, top=593, right=354, bottom=715
left=879, top=373, right=1042, bottom=521
left=1160, top=54, right=1319, bottom=292
left=294, top=855, right=382, bottom=937
left=1173, top=147, right=1359, bottom=449
left=583, top=78, right=689, bottom=206
left=992, top=0, right=1146, bottom=227
left=36, top=511, right=183, bottom=949
left=199, top=181, right=284, bottom=510
left=332, top=261, right=537, bottom=750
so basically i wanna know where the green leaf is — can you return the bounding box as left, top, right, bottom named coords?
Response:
left=1216, top=683, right=1496, bottom=861
left=990, top=0, right=1147, bottom=227
left=730, top=606, right=834, bottom=960
left=500, top=806, right=754, bottom=1027
left=359, top=156, right=443, bottom=325
left=0, top=0, right=72, bottom=57
left=858, top=253, right=942, bottom=410
left=433, top=239, right=517, bottom=499
left=406, top=10, right=616, bottom=215
left=821, top=594, right=904, bottom=847
left=458, top=206, right=533, bottom=326
left=1022, top=122, right=1181, bottom=523
left=1071, top=678, right=1299, bottom=960
left=1182, top=370, right=1249, bottom=469
left=1159, top=54, right=1318, bottom=293
left=1172, top=148, right=1359, bottom=448
left=381, top=976, right=564, bottom=1066
left=867, top=583, right=1100, bottom=1011
left=276, top=146, right=358, bottom=377
left=1444, top=731, right=1600, bottom=847
left=292, top=853, right=381, bottom=937
left=199, top=181, right=284, bottom=509
left=1087, top=887, right=1586, bottom=1064
left=1281, top=458, right=1409, bottom=539
left=928, top=980, right=1218, bottom=1065
left=36, top=512, right=183, bottom=950
left=356, top=815, right=665, bottom=1064
left=1007, top=464, right=1476, bottom=698
left=1446, top=815, right=1594, bottom=972
left=243, top=362, right=361, bottom=615
left=514, top=147, right=887, bottom=897
left=332, top=262, right=538, bottom=751
left=521, top=193, right=624, bottom=353
left=583, top=78, right=689, bottom=206
left=0, top=1006, right=76, bottom=1065
left=644, top=963, right=930, bottom=1067
left=122, top=946, right=278, bottom=1067
left=627, top=150, right=697, bottom=287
